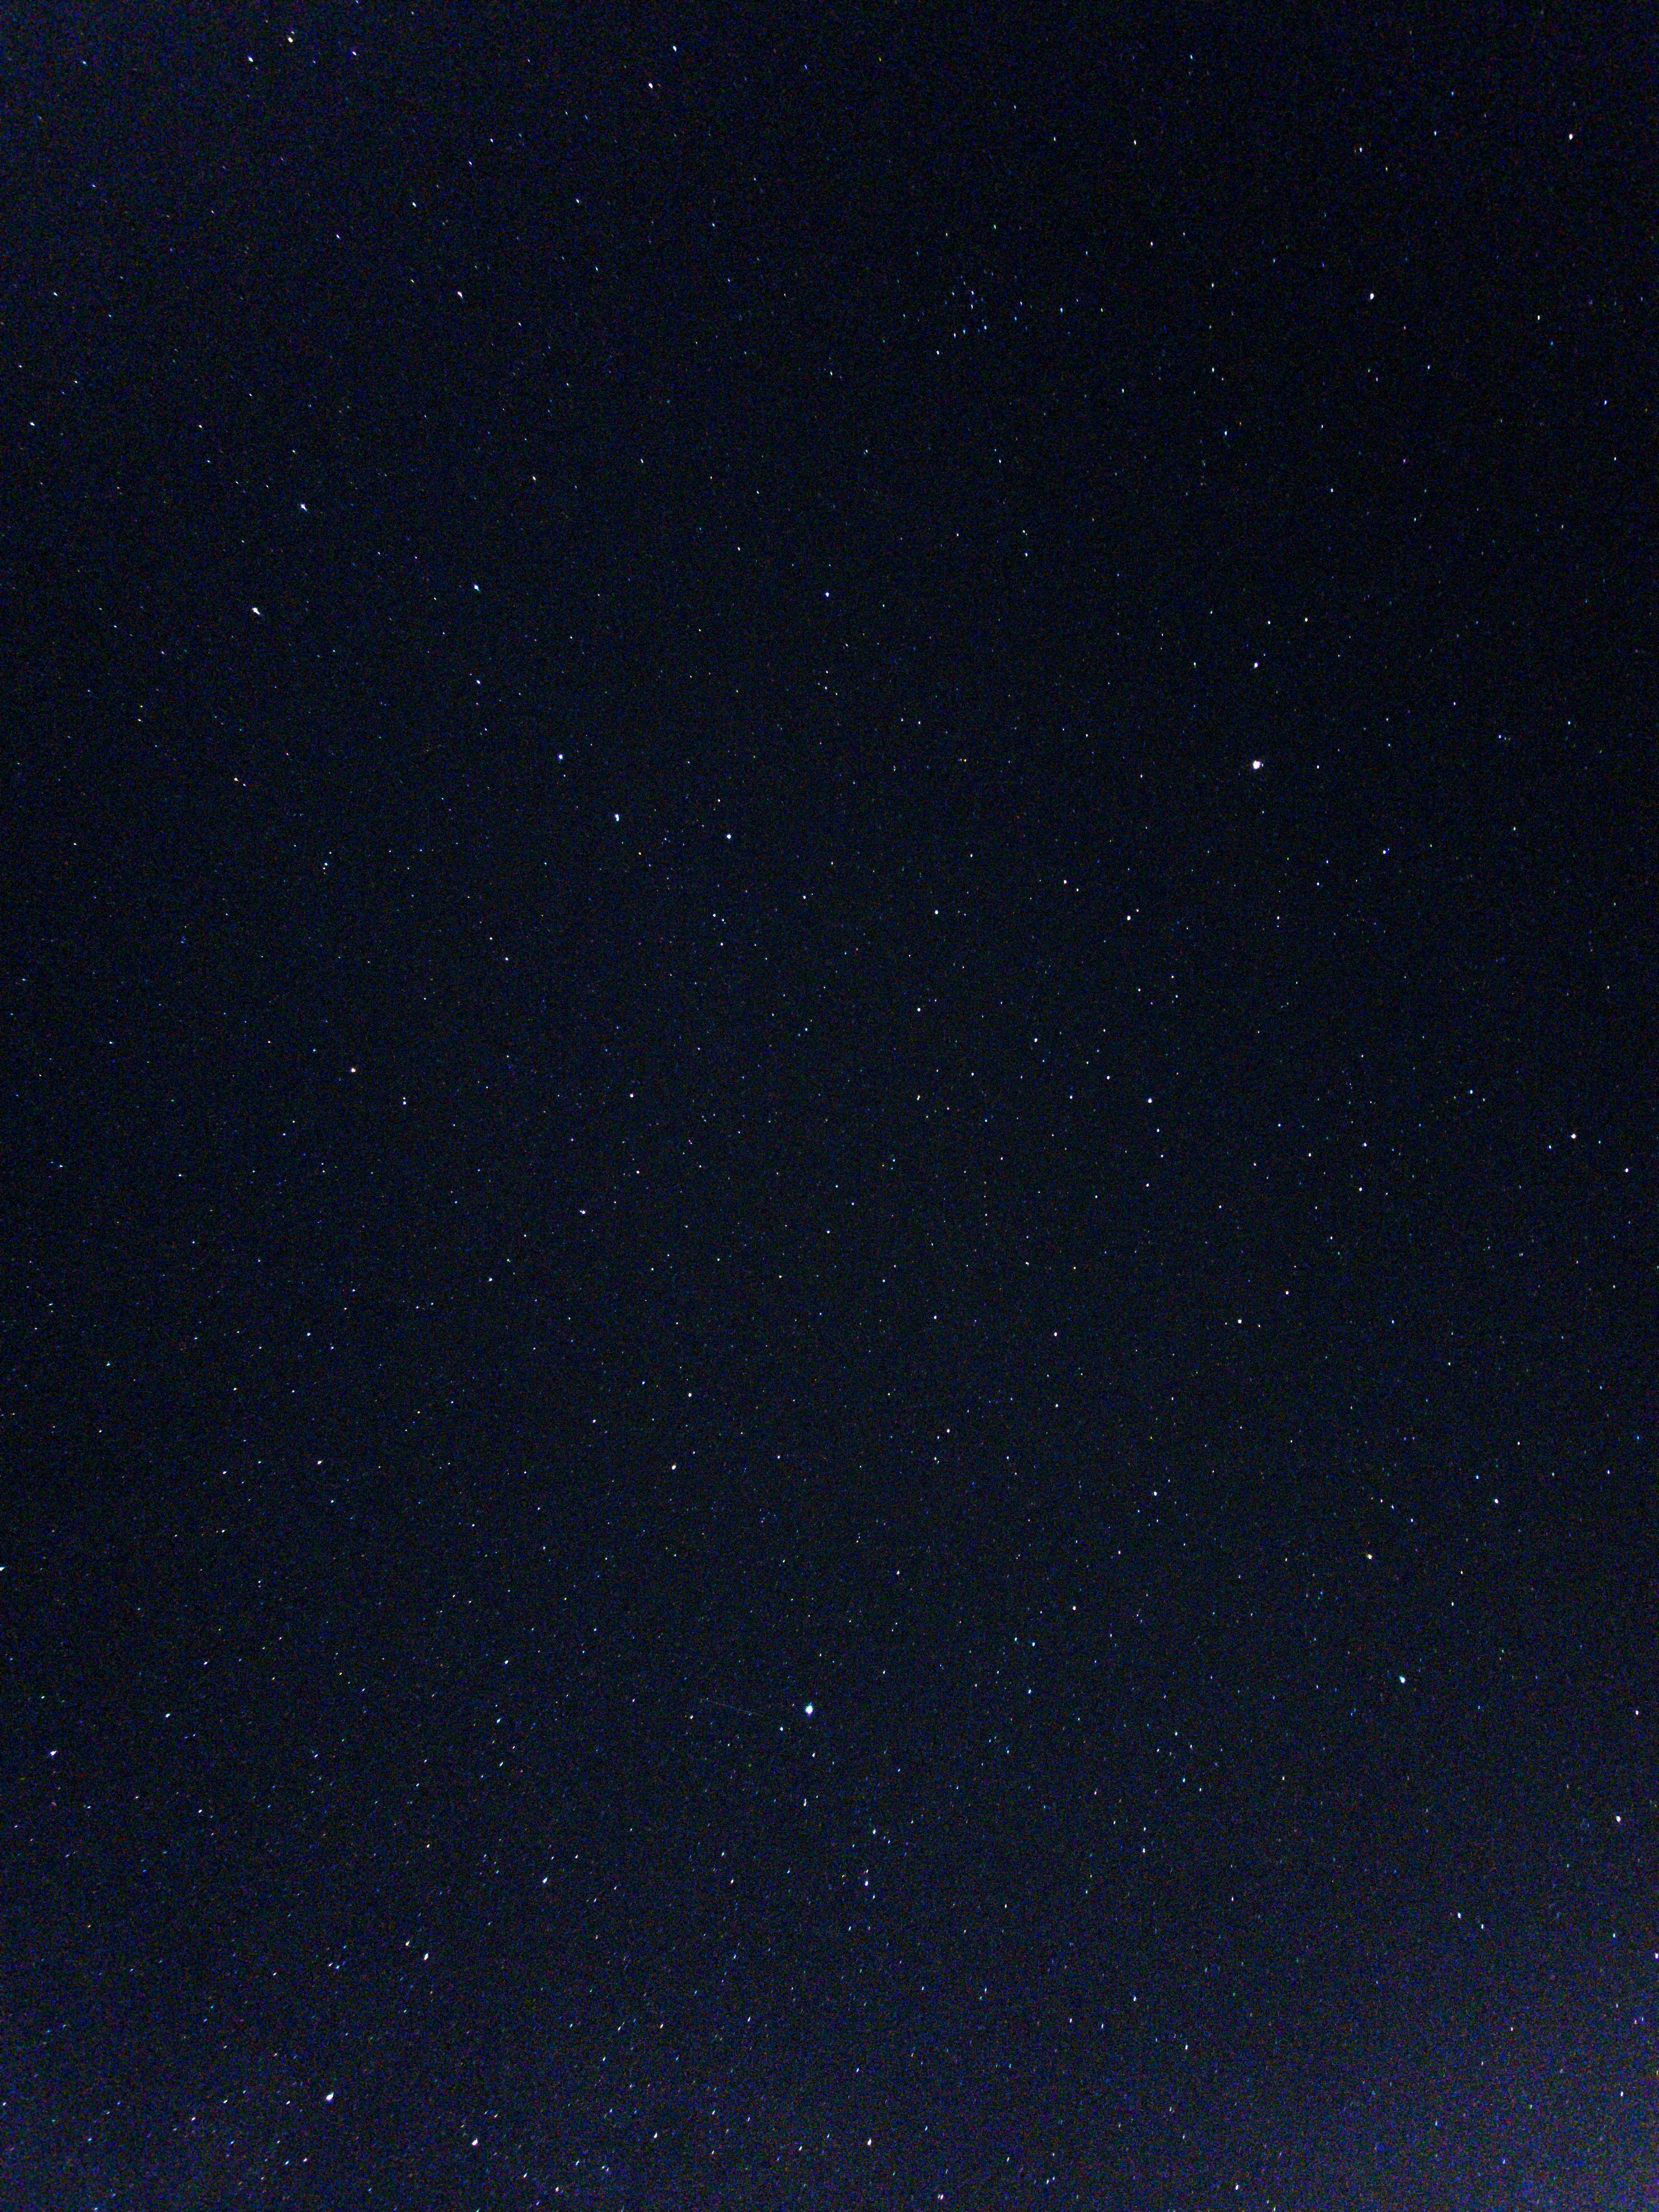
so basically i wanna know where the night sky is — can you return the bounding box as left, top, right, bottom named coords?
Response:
left=5, top=6, right=1656, bottom=2206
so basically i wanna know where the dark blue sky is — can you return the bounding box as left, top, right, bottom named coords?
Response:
left=4, top=4, right=1654, bottom=2205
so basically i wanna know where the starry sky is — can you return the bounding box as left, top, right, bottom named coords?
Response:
left=4, top=5, right=1656, bottom=2206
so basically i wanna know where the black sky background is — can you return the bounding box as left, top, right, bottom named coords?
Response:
left=3, top=3, right=1657, bottom=2206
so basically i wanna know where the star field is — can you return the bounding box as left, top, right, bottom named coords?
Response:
left=4, top=5, right=1655, bottom=2206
